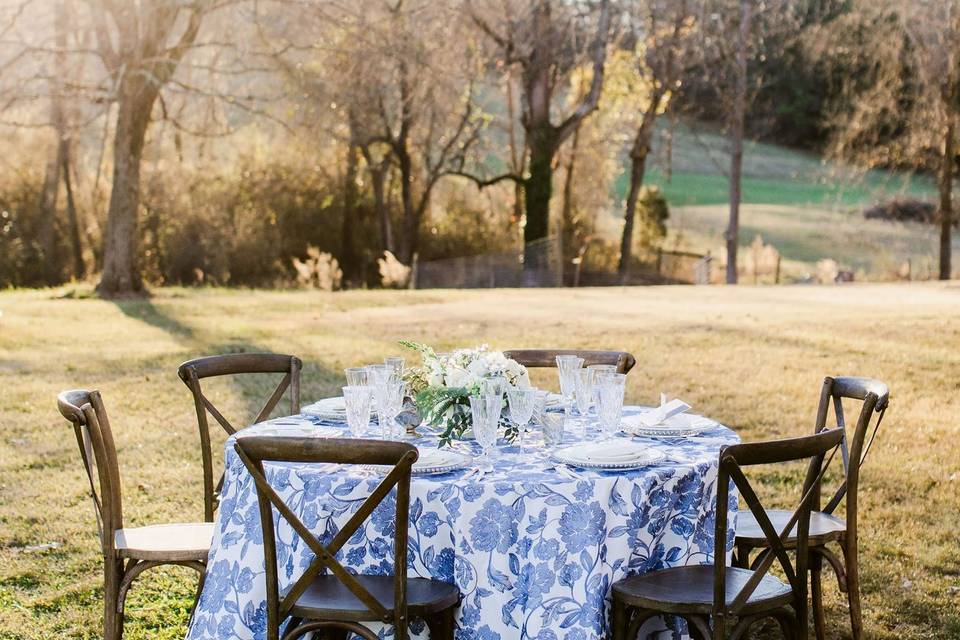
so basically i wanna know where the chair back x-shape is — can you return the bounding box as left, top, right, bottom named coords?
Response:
left=813, top=376, right=889, bottom=518
left=713, top=428, right=844, bottom=629
left=57, top=389, right=124, bottom=554
left=234, top=435, right=418, bottom=640
left=178, top=353, right=302, bottom=520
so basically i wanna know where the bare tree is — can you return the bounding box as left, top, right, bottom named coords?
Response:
left=616, top=0, right=698, bottom=282
left=465, top=0, right=612, bottom=277
left=697, top=0, right=795, bottom=284
left=823, top=0, right=960, bottom=280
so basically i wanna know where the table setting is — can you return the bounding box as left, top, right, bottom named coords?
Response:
left=187, top=344, right=739, bottom=640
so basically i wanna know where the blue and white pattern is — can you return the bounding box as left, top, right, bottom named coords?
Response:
left=187, top=407, right=739, bottom=640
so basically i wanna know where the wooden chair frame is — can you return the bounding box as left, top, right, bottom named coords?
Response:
left=178, top=353, right=302, bottom=521
left=235, top=434, right=447, bottom=640
left=735, top=376, right=889, bottom=640
left=613, top=428, right=844, bottom=640
left=58, top=390, right=207, bottom=640
left=503, top=349, right=637, bottom=374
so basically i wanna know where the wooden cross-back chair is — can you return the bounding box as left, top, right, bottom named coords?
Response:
left=735, top=376, right=889, bottom=640
left=57, top=390, right=212, bottom=640
left=233, top=434, right=459, bottom=640
left=612, top=428, right=844, bottom=640
left=503, top=349, right=637, bottom=374
left=178, top=353, right=302, bottom=521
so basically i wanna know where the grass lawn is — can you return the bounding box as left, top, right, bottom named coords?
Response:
left=1, top=284, right=958, bottom=639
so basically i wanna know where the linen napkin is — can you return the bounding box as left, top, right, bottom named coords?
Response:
left=635, top=394, right=691, bottom=427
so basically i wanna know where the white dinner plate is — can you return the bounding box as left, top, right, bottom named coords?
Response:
left=621, top=412, right=717, bottom=438
left=365, top=447, right=473, bottom=476
left=552, top=440, right=665, bottom=470
left=254, top=423, right=343, bottom=438
left=301, top=397, right=347, bottom=420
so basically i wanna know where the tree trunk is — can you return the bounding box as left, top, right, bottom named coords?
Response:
left=396, top=149, right=417, bottom=265
left=62, top=147, right=84, bottom=279
left=560, top=124, right=581, bottom=281
left=726, top=0, right=751, bottom=285
left=38, top=135, right=62, bottom=285
left=97, top=83, right=154, bottom=296
left=340, top=141, right=360, bottom=286
left=939, top=116, right=954, bottom=280
left=524, top=131, right=556, bottom=280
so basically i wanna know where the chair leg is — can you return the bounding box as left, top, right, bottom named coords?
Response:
left=425, top=606, right=456, bottom=640
left=734, top=542, right=751, bottom=569
left=611, top=598, right=628, bottom=640
left=843, top=542, right=863, bottom=640
left=103, top=557, right=124, bottom=640
left=810, top=553, right=826, bottom=640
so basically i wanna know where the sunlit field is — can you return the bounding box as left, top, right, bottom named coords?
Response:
left=1, top=284, right=958, bottom=639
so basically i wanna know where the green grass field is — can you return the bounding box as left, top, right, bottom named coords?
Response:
left=604, top=123, right=950, bottom=280
left=1, top=284, right=959, bottom=639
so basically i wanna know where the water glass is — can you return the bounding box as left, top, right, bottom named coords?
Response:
left=532, top=390, right=551, bottom=425
left=384, top=356, right=405, bottom=378
left=470, top=394, right=501, bottom=462
left=573, top=368, right=595, bottom=419
left=587, top=364, right=616, bottom=412
left=365, top=364, right=396, bottom=387
left=506, top=386, right=538, bottom=453
left=597, top=373, right=626, bottom=439
left=342, top=385, right=372, bottom=438
left=541, top=413, right=565, bottom=449
left=555, top=355, right=584, bottom=409
left=344, top=367, right=368, bottom=386
left=373, top=380, right=405, bottom=439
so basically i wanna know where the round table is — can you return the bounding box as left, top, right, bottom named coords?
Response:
left=187, top=407, right=739, bottom=640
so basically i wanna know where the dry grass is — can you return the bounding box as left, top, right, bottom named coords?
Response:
left=1, top=283, right=959, bottom=639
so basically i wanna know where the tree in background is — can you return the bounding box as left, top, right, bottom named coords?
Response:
left=697, top=0, right=795, bottom=284
left=466, top=0, right=612, bottom=280
left=616, top=0, right=698, bottom=282
left=822, top=1, right=959, bottom=280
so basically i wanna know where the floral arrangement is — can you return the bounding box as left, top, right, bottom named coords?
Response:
left=401, top=340, right=529, bottom=447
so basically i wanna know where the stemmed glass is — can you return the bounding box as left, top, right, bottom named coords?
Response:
left=344, top=367, right=368, bottom=386
left=470, top=393, right=501, bottom=465
left=586, top=364, right=616, bottom=417
left=555, top=355, right=584, bottom=423
left=373, top=380, right=405, bottom=439
left=506, top=386, right=538, bottom=453
left=597, top=373, right=626, bottom=440
left=342, top=385, right=372, bottom=438
left=573, top=368, right=596, bottom=434
left=384, top=357, right=405, bottom=379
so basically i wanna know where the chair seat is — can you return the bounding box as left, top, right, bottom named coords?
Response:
left=736, top=509, right=846, bottom=547
left=289, top=575, right=460, bottom=622
left=613, top=565, right=793, bottom=616
left=114, top=522, right=214, bottom=561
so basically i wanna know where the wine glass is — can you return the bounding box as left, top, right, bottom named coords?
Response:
left=555, top=355, right=584, bottom=421
left=586, top=364, right=616, bottom=416
left=470, top=393, right=500, bottom=464
left=384, top=357, right=405, bottom=378
left=342, top=385, right=372, bottom=438
left=506, top=386, right=538, bottom=453
left=573, top=368, right=596, bottom=432
left=365, top=364, right=395, bottom=387
left=344, top=367, right=368, bottom=386
left=374, top=380, right=405, bottom=439
left=597, top=373, right=626, bottom=440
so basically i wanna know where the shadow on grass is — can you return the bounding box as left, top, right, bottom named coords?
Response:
left=112, top=298, right=195, bottom=340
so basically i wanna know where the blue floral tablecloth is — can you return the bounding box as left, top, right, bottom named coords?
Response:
left=187, top=407, right=739, bottom=640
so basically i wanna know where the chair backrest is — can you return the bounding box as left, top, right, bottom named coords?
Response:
left=503, top=349, right=636, bottom=374
left=813, top=376, right=889, bottom=546
left=57, top=389, right=124, bottom=554
left=233, top=435, right=418, bottom=640
left=178, top=353, right=302, bottom=521
left=712, top=428, right=844, bottom=630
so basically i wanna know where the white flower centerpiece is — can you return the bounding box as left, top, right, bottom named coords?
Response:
left=400, top=340, right=530, bottom=447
